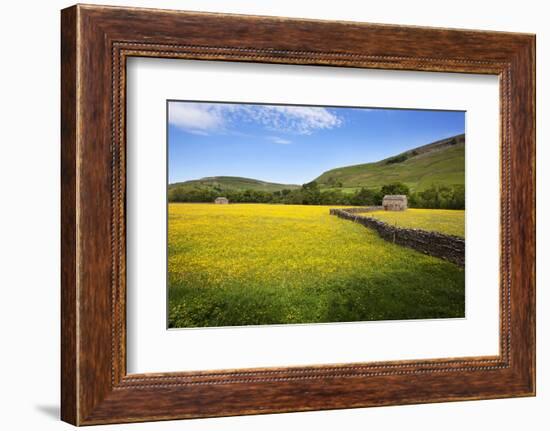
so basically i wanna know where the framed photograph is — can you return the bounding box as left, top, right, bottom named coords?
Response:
left=61, top=4, right=535, bottom=425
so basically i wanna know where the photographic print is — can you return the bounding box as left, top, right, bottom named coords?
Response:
left=167, top=101, right=466, bottom=328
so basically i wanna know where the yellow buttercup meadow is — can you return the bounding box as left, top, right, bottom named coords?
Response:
left=168, top=203, right=465, bottom=328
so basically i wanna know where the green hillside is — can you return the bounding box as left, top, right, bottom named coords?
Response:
left=315, top=134, right=465, bottom=193
left=169, top=176, right=300, bottom=193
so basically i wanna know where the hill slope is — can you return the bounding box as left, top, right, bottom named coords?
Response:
left=314, top=134, right=465, bottom=192
left=168, top=176, right=300, bottom=193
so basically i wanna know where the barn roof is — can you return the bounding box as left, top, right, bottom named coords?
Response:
left=383, top=194, right=407, bottom=200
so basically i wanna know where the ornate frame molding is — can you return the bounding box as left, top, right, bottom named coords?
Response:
left=61, top=5, right=535, bottom=425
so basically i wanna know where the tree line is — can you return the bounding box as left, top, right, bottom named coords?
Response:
left=168, top=181, right=465, bottom=210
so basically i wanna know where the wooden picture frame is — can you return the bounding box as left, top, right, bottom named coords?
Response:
left=61, top=4, right=535, bottom=425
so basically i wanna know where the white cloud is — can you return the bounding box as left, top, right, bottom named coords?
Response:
left=168, top=103, right=225, bottom=135
left=238, top=105, right=342, bottom=135
left=267, top=136, right=292, bottom=144
left=168, top=102, right=343, bottom=136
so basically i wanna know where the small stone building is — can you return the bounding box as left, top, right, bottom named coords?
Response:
left=214, top=197, right=229, bottom=204
left=382, top=195, right=407, bottom=211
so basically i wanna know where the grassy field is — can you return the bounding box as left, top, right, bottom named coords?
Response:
left=367, top=209, right=465, bottom=237
left=315, top=139, right=464, bottom=192
left=169, top=176, right=300, bottom=193
left=169, top=136, right=464, bottom=196
left=168, top=203, right=465, bottom=328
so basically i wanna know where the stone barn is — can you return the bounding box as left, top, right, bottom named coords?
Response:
left=214, top=197, right=229, bottom=204
left=382, top=195, right=407, bottom=211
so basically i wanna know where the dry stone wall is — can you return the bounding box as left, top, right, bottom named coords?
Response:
left=339, top=206, right=384, bottom=214
left=330, top=208, right=465, bottom=267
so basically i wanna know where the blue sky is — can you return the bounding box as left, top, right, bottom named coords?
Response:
left=168, top=101, right=465, bottom=185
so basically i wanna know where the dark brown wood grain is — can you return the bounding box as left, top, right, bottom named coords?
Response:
left=61, top=4, right=536, bottom=426
left=60, top=5, right=78, bottom=425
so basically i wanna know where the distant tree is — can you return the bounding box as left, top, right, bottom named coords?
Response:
left=350, top=187, right=377, bottom=206
left=320, top=189, right=349, bottom=205
left=167, top=180, right=463, bottom=208
left=413, top=184, right=465, bottom=209
left=385, top=154, right=408, bottom=165
left=286, top=190, right=305, bottom=204
left=379, top=182, right=410, bottom=197
left=281, top=189, right=292, bottom=196
left=449, top=184, right=465, bottom=209
left=302, top=181, right=319, bottom=190
left=167, top=187, right=218, bottom=203
left=301, top=181, right=321, bottom=205
left=408, top=192, right=419, bottom=207
left=418, top=186, right=440, bottom=208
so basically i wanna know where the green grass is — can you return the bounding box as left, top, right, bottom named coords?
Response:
left=168, top=204, right=465, bottom=328
left=169, top=135, right=464, bottom=196
left=315, top=135, right=464, bottom=192
left=367, top=209, right=465, bottom=237
left=169, top=176, right=300, bottom=193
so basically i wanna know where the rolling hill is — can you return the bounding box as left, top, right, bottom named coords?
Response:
left=169, top=134, right=464, bottom=196
left=314, top=134, right=465, bottom=192
left=168, top=176, right=301, bottom=194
